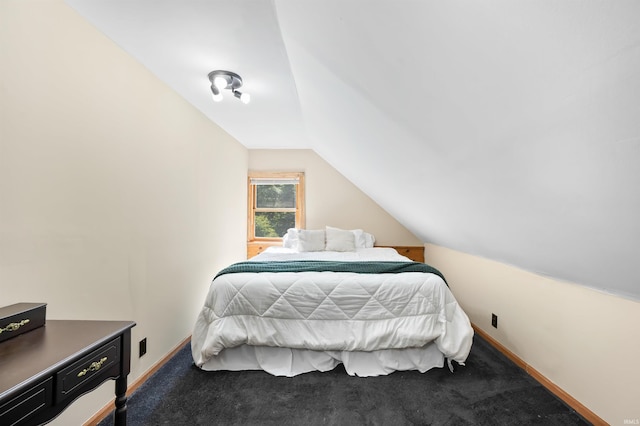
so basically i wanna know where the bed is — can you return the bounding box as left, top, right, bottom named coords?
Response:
left=191, top=228, right=474, bottom=377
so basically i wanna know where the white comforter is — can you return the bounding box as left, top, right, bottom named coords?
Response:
left=192, top=248, right=473, bottom=372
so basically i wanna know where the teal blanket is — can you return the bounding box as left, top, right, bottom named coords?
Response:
left=215, top=260, right=447, bottom=284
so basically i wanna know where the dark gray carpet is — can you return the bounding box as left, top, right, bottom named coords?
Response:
left=98, top=335, right=590, bottom=425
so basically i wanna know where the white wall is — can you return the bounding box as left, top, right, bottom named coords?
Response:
left=248, top=149, right=422, bottom=246
left=426, top=244, right=640, bottom=425
left=0, top=1, right=248, bottom=424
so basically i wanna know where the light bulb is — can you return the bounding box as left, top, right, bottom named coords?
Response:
left=210, top=85, right=223, bottom=102
left=213, top=76, right=228, bottom=90
left=234, top=90, right=251, bottom=104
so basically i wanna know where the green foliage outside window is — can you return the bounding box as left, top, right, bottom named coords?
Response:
left=255, top=212, right=295, bottom=238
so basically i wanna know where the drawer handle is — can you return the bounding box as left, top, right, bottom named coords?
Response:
left=0, top=319, right=30, bottom=334
left=77, top=357, right=108, bottom=377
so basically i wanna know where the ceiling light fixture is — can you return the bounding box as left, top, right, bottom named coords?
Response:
left=207, top=70, right=250, bottom=104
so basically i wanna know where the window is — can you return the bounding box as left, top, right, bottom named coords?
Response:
left=248, top=172, right=305, bottom=241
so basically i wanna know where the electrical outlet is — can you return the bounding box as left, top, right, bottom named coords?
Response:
left=139, top=338, right=147, bottom=357
left=491, top=313, right=498, bottom=328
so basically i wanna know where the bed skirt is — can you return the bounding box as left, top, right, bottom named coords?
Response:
left=193, top=342, right=446, bottom=377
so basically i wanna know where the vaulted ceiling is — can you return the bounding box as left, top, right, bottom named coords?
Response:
left=65, top=0, right=640, bottom=301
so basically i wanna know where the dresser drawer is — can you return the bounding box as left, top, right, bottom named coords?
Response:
left=0, top=377, right=53, bottom=426
left=56, top=338, right=121, bottom=403
left=247, top=242, right=280, bottom=259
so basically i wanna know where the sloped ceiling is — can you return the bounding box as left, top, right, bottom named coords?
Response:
left=65, top=0, right=640, bottom=300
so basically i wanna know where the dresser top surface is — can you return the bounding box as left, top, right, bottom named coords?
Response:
left=0, top=320, right=135, bottom=399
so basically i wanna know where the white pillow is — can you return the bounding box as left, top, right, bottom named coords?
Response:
left=282, top=228, right=299, bottom=249
left=297, top=229, right=325, bottom=252
left=325, top=227, right=356, bottom=252
left=326, top=226, right=375, bottom=248
left=351, top=229, right=367, bottom=248
left=362, top=232, right=376, bottom=248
